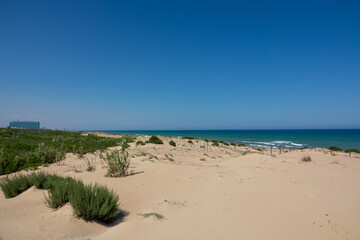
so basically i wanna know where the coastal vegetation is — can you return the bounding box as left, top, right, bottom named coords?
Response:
left=0, top=172, right=120, bottom=221
left=169, top=140, right=176, bottom=147
left=136, top=141, right=145, bottom=146
left=302, top=155, right=312, bottom=162
left=329, top=146, right=342, bottom=152
left=219, top=141, right=229, bottom=146
left=0, top=128, right=120, bottom=175
left=147, top=136, right=164, bottom=144
left=101, top=140, right=131, bottom=178
left=182, top=136, right=195, bottom=140
left=344, top=148, right=360, bottom=153
left=210, top=140, right=219, bottom=147
left=238, top=143, right=246, bottom=147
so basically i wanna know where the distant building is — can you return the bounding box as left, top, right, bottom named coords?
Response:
left=9, top=121, right=40, bottom=130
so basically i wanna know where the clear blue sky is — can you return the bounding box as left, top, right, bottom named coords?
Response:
left=1, top=0, right=359, bottom=130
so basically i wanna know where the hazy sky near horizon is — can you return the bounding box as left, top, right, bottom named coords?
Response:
left=1, top=0, right=360, bottom=130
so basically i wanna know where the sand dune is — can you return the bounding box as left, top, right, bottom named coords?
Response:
left=1, top=135, right=359, bottom=240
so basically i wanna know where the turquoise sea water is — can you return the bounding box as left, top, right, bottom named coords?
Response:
left=90, top=130, right=360, bottom=150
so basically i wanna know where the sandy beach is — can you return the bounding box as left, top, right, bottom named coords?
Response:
left=0, top=134, right=359, bottom=240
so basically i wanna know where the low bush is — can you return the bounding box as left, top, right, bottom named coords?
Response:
left=169, top=140, right=176, bottom=147
left=238, top=143, right=246, bottom=147
left=210, top=140, right=219, bottom=147
left=45, top=177, right=73, bottom=209
left=0, top=173, right=120, bottom=221
left=329, top=146, right=342, bottom=152
left=69, top=181, right=120, bottom=221
left=148, top=136, right=163, bottom=144
left=102, top=149, right=130, bottom=178
left=344, top=148, right=360, bottom=153
left=182, top=136, right=195, bottom=140
left=136, top=141, right=145, bottom=146
left=302, top=155, right=312, bottom=162
left=0, top=174, right=32, bottom=198
left=204, top=139, right=209, bottom=142
left=188, top=140, right=193, bottom=144
left=230, top=143, right=236, bottom=146
left=219, top=141, right=229, bottom=146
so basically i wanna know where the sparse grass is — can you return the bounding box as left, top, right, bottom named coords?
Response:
left=147, top=136, right=163, bottom=144
left=139, top=212, right=164, bottom=220
left=200, top=156, right=206, bottom=161
left=302, top=155, right=312, bottom=162
left=102, top=144, right=130, bottom=177
left=169, top=140, right=176, bottom=147
left=0, top=172, right=120, bottom=222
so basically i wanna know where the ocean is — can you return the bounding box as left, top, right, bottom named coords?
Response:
left=90, top=129, right=360, bottom=150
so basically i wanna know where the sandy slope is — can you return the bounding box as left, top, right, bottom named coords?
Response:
left=0, top=135, right=359, bottom=240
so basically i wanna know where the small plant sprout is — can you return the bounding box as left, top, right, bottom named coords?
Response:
left=139, top=212, right=165, bottom=220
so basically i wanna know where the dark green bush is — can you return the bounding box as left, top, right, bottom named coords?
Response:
left=204, top=139, right=209, bottom=142
left=148, top=136, right=163, bottom=144
left=45, top=177, right=73, bottom=209
left=329, top=146, right=342, bottom=152
left=219, top=141, right=229, bottom=146
left=344, top=148, right=360, bottom=153
left=210, top=140, right=219, bottom=147
left=69, top=181, right=120, bottom=221
left=169, top=140, right=176, bottom=147
left=188, top=140, right=193, bottom=144
left=230, top=143, right=236, bottom=146
left=182, top=136, right=195, bottom=140
left=238, top=143, right=246, bottom=147
left=136, top=141, right=145, bottom=146
left=0, top=174, right=32, bottom=198
left=0, top=173, right=120, bottom=221
left=30, top=172, right=48, bottom=189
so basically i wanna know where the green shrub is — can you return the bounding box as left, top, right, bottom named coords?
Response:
left=219, top=141, right=229, bottom=146
left=188, top=140, right=193, bottom=144
left=230, top=143, right=236, bottom=146
left=238, top=143, right=246, bottom=147
left=69, top=181, right=120, bottom=221
left=182, top=136, right=195, bottom=140
left=211, top=140, right=219, bottom=147
left=0, top=173, right=120, bottom=222
left=136, top=141, right=145, bottom=146
left=103, top=149, right=130, bottom=178
left=45, top=178, right=73, bottom=209
left=344, top=148, right=360, bottom=153
left=169, top=140, right=176, bottom=147
left=329, top=146, right=342, bottom=152
left=121, top=135, right=136, bottom=143
left=0, top=174, right=32, bottom=198
left=30, top=172, right=48, bottom=189
left=0, top=128, right=120, bottom=175
left=148, top=136, right=163, bottom=144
